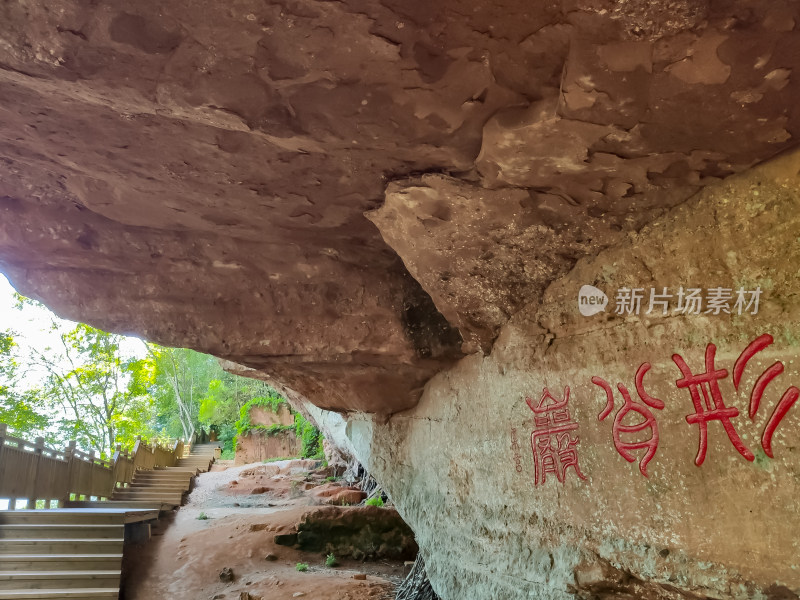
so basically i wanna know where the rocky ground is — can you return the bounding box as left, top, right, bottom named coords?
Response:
left=122, top=460, right=410, bottom=599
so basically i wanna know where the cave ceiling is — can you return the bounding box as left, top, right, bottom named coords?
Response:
left=0, top=0, right=797, bottom=413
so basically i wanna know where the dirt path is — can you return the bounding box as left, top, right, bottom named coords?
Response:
left=123, top=460, right=404, bottom=599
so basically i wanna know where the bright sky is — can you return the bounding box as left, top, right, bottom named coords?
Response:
left=0, top=273, right=150, bottom=507
left=0, top=273, right=76, bottom=351
left=0, top=273, right=147, bottom=377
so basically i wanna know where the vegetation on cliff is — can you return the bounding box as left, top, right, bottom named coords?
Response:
left=0, top=285, right=322, bottom=459
left=234, top=394, right=324, bottom=459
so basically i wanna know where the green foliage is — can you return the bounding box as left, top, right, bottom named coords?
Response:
left=295, top=563, right=309, bottom=572
left=1, top=290, right=307, bottom=462
left=325, top=553, right=338, bottom=568
left=149, top=346, right=278, bottom=447
left=294, top=413, right=324, bottom=459
left=44, top=324, right=156, bottom=457
left=234, top=392, right=288, bottom=438
left=0, top=330, right=48, bottom=435
left=1, top=316, right=156, bottom=457
left=148, top=347, right=219, bottom=441
left=365, top=497, right=384, bottom=508
left=215, top=422, right=237, bottom=459
left=257, top=423, right=295, bottom=436
left=325, top=476, right=337, bottom=482
left=233, top=392, right=323, bottom=460
left=196, top=512, right=209, bottom=520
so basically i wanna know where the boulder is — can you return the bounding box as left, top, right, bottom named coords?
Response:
left=274, top=506, right=418, bottom=561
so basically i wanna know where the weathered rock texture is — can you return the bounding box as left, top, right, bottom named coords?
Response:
left=1, top=0, right=800, bottom=597
left=1, top=0, right=799, bottom=412
left=332, top=152, right=800, bottom=599
left=249, top=403, right=294, bottom=428
left=234, top=430, right=300, bottom=465
left=274, top=505, right=418, bottom=561
left=233, top=400, right=300, bottom=464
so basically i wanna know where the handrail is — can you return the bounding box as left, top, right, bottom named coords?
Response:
left=0, top=423, right=185, bottom=509
left=0, top=432, right=69, bottom=461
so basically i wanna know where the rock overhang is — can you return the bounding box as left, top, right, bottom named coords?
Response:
left=0, top=0, right=798, bottom=410
left=2, top=1, right=800, bottom=598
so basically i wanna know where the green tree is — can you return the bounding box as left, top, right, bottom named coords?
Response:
left=200, top=372, right=275, bottom=429
left=148, top=345, right=277, bottom=443
left=0, top=330, right=48, bottom=436
left=33, top=324, right=155, bottom=457
left=148, top=346, right=232, bottom=440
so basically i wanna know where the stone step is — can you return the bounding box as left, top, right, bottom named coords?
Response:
left=0, top=571, right=120, bottom=590
left=0, top=555, right=122, bottom=571
left=0, top=540, right=123, bottom=555
left=0, top=588, right=120, bottom=599
left=0, top=525, right=123, bottom=540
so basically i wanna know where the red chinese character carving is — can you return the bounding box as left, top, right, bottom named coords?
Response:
left=525, top=387, right=586, bottom=486
left=592, top=363, right=664, bottom=477
left=673, top=344, right=754, bottom=465
left=733, top=333, right=800, bottom=458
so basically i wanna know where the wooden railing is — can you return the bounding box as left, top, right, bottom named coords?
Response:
left=0, top=424, right=192, bottom=509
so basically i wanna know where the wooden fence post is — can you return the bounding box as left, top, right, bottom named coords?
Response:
left=32, top=437, right=44, bottom=509
left=61, top=440, right=77, bottom=507
left=0, top=424, right=7, bottom=509
left=4, top=427, right=13, bottom=507
left=89, top=450, right=96, bottom=499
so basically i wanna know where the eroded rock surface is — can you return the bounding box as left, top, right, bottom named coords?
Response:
left=335, top=151, right=800, bottom=599
left=2, top=1, right=800, bottom=598
left=1, top=0, right=799, bottom=412
left=275, top=505, right=418, bottom=561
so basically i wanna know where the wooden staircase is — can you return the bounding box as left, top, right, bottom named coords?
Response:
left=0, top=508, right=157, bottom=600
left=106, top=443, right=218, bottom=508
left=0, top=443, right=219, bottom=599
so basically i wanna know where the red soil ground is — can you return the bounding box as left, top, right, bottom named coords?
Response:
left=123, top=460, right=406, bottom=599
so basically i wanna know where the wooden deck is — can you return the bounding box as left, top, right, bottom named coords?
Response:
left=0, top=508, right=160, bottom=525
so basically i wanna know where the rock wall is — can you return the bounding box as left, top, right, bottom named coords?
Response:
left=249, top=404, right=294, bottom=428
left=1, top=0, right=800, bottom=413
left=325, top=151, right=800, bottom=599
left=234, top=403, right=299, bottom=464
left=234, top=430, right=301, bottom=465
left=1, top=0, right=800, bottom=598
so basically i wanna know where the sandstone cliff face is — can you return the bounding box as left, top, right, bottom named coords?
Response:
left=328, top=151, right=800, bottom=599
left=235, top=430, right=301, bottom=465
left=1, top=0, right=799, bottom=413
left=1, top=0, right=800, bottom=597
